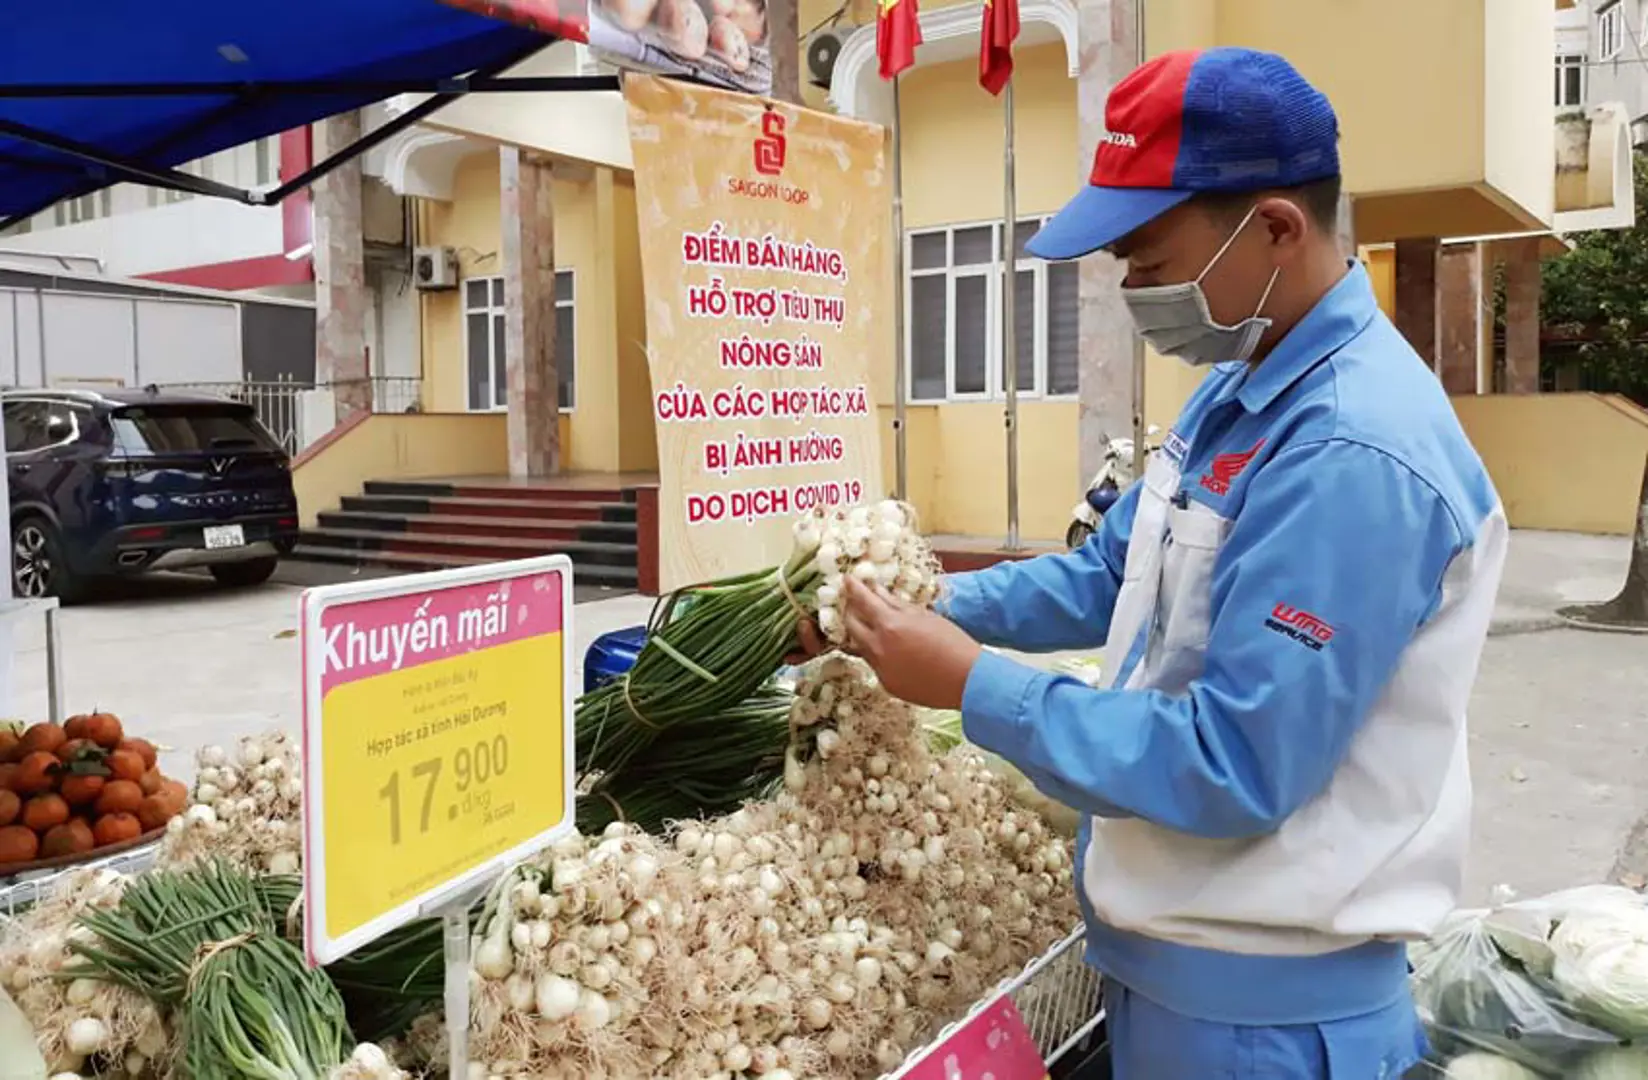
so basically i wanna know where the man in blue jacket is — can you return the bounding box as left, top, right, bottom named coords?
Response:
left=825, top=48, right=1507, bottom=1078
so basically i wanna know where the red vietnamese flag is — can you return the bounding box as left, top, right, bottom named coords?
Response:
left=978, top=0, right=1019, bottom=94
left=877, top=0, right=922, bottom=80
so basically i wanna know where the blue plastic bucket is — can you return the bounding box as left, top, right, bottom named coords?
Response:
left=584, top=625, right=649, bottom=694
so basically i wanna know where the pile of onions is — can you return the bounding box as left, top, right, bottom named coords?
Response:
left=801, top=502, right=941, bottom=646
left=452, top=655, right=1077, bottom=1079
left=156, top=731, right=302, bottom=875
left=0, top=868, right=167, bottom=1077
left=327, top=1042, right=407, bottom=1079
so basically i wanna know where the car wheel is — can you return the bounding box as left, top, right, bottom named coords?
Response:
left=208, top=556, right=279, bottom=588
left=11, top=515, right=84, bottom=602
left=1065, top=520, right=1095, bottom=550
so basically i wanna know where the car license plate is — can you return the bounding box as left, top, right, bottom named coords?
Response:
left=203, top=525, right=246, bottom=550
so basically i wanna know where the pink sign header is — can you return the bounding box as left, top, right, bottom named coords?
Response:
left=901, top=996, right=1049, bottom=1080
left=317, top=569, right=564, bottom=695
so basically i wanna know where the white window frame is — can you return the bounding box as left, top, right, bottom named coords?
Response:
left=1600, top=2, right=1625, bottom=60
left=1555, top=53, right=1588, bottom=107
left=903, top=217, right=1079, bottom=404
left=462, top=272, right=577, bottom=414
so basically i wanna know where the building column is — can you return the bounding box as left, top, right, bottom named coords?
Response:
left=1075, top=0, right=1142, bottom=482
left=313, top=111, right=370, bottom=421
left=500, top=146, right=560, bottom=478
left=1436, top=242, right=1485, bottom=396
left=1393, top=236, right=1440, bottom=374
left=1500, top=236, right=1543, bottom=394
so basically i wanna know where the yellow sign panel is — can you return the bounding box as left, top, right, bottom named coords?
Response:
left=625, top=73, right=892, bottom=591
left=301, top=557, right=575, bottom=965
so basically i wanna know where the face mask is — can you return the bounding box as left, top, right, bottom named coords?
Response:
left=1121, top=204, right=1281, bottom=367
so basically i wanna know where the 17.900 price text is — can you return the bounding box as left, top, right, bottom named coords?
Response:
left=378, top=735, right=511, bottom=844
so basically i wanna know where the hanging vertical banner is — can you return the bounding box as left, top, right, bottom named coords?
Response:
left=626, top=74, right=891, bottom=592
left=590, top=0, right=770, bottom=96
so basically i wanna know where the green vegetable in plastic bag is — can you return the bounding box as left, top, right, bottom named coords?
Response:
left=1573, top=1047, right=1648, bottom=1080
left=1442, top=1052, right=1542, bottom=1079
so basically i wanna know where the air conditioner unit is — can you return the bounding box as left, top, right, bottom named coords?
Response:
left=412, top=246, right=459, bottom=291
left=806, top=29, right=849, bottom=90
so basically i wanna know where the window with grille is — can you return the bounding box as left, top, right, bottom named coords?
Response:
left=52, top=190, right=113, bottom=226
left=906, top=217, right=1079, bottom=402
left=1555, top=53, right=1587, bottom=106
left=464, top=272, right=577, bottom=412
left=1600, top=2, right=1625, bottom=60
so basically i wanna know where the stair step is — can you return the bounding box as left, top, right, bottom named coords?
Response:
left=364, top=479, right=633, bottom=504
left=287, top=544, right=639, bottom=586
left=316, top=510, right=637, bottom=544
left=301, top=527, right=637, bottom=567
left=339, top=494, right=637, bottom=523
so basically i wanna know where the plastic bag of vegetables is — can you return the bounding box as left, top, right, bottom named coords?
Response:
left=1411, top=901, right=1620, bottom=1075
left=0, top=985, right=45, bottom=1080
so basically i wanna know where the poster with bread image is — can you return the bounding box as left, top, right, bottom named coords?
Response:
left=588, top=0, right=771, bottom=96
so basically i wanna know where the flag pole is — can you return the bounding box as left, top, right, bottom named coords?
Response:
left=1129, top=0, right=1147, bottom=476
left=1001, top=80, right=1021, bottom=551
left=891, top=75, right=909, bottom=501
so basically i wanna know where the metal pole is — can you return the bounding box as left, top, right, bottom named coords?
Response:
left=1002, top=82, right=1021, bottom=551
left=44, top=604, right=63, bottom=725
left=1129, top=0, right=1147, bottom=475
left=891, top=76, right=909, bottom=501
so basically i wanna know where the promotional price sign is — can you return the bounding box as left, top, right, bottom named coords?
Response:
left=300, top=556, right=575, bottom=965
left=898, top=994, right=1049, bottom=1080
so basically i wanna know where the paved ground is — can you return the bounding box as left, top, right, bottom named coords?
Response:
left=1, top=530, right=1641, bottom=904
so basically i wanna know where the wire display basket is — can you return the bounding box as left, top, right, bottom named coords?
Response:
left=882, top=925, right=1105, bottom=1078
left=0, top=840, right=161, bottom=918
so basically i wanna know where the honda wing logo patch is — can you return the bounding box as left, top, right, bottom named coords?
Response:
left=1266, top=603, right=1334, bottom=652
left=1199, top=438, right=1265, bottom=496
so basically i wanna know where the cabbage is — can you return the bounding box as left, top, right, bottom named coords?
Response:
left=1443, top=1051, right=1543, bottom=1080
left=1574, top=1047, right=1648, bottom=1080
left=1552, top=907, right=1648, bottom=1037
left=1486, top=886, right=1646, bottom=981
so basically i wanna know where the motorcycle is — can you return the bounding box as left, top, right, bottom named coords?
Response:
left=1065, top=427, right=1159, bottom=550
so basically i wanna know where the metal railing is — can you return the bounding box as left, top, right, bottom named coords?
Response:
left=157, top=375, right=423, bottom=453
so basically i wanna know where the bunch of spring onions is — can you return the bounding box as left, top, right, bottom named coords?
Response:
left=64, top=860, right=351, bottom=1080
left=255, top=874, right=451, bottom=1048
left=576, top=685, right=795, bottom=834
left=575, top=501, right=938, bottom=775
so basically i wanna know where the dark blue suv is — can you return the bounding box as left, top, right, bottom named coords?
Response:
left=5, top=387, right=300, bottom=601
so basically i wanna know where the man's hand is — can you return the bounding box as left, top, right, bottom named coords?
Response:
left=785, top=616, right=830, bottom=666
left=840, top=577, right=983, bottom=709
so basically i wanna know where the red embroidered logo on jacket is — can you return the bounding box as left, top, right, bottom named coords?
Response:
left=1265, top=603, right=1335, bottom=651
left=1199, top=438, right=1265, bottom=496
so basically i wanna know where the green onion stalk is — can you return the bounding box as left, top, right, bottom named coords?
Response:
left=576, top=685, right=794, bottom=834
left=575, top=535, right=824, bottom=777
left=255, top=874, right=453, bottom=1047
left=65, top=860, right=350, bottom=1080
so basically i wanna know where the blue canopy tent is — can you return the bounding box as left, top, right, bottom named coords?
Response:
left=0, top=0, right=611, bottom=617
left=0, top=0, right=611, bottom=229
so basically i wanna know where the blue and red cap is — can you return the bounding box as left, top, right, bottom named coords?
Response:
left=1026, top=47, right=1341, bottom=261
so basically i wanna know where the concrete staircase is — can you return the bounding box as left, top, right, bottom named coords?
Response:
left=290, top=478, right=641, bottom=589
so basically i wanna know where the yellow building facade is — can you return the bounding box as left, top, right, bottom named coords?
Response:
left=335, top=0, right=1646, bottom=542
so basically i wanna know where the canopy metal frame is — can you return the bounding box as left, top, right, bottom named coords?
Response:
left=0, top=49, right=619, bottom=231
